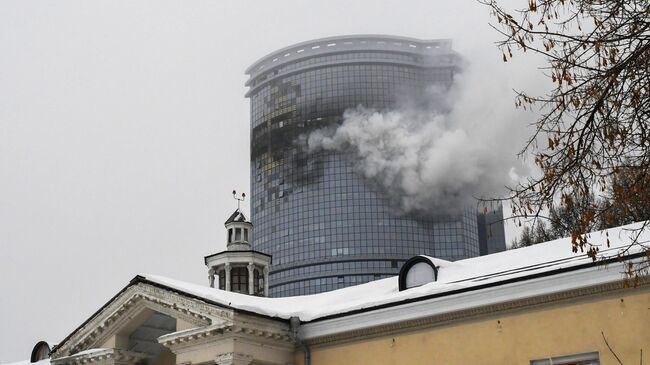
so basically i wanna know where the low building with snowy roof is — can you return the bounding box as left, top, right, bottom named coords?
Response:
left=37, top=221, right=650, bottom=365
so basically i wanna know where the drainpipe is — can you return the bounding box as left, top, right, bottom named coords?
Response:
left=290, top=316, right=311, bottom=365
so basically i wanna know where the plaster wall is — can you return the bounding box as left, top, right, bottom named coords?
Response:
left=174, top=338, right=292, bottom=365
left=157, top=349, right=176, bottom=365
left=100, top=334, right=128, bottom=349
left=175, top=341, right=234, bottom=364
left=176, top=319, right=194, bottom=331
left=295, top=288, right=650, bottom=365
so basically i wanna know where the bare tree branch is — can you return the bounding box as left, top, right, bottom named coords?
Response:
left=602, top=331, right=625, bottom=365
left=479, top=0, right=650, bottom=278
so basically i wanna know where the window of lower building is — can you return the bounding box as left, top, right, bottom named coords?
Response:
left=254, top=268, right=264, bottom=295
left=218, top=270, right=225, bottom=290
left=531, top=352, right=600, bottom=365
left=231, top=267, right=248, bottom=293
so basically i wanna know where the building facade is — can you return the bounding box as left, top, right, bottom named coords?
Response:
left=477, top=204, right=507, bottom=255
left=245, top=35, right=490, bottom=297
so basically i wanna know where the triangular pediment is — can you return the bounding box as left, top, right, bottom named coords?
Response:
left=51, top=277, right=236, bottom=361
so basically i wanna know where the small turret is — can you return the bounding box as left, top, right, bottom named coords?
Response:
left=224, top=209, right=252, bottom=250
left=204, top=191, right=272, bottom=296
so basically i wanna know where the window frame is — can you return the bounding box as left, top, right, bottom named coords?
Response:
left=230, top=267, right=249, bottom=294
left=218, top=270, right=225, bottom=290
left=530, top=352, right=600, bottom=365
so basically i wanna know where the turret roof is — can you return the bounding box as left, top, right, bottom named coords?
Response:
left=225, top=209, right=248, bottom=225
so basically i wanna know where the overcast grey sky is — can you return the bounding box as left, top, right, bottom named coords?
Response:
left=0, top=1, right=543, bottom=361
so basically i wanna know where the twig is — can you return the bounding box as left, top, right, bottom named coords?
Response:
left=602, top=331, right=624, bottom=365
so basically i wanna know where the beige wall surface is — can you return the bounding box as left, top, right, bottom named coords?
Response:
left=297, top=288, right=650, bottom=365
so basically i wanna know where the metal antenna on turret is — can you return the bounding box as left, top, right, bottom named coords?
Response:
left=232, top=190, right=246, bottom=210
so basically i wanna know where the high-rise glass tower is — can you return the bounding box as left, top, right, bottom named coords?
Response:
left=245, top=35, right=486, bottom=297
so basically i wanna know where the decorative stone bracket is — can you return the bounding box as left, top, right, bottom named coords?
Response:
left=215, top=352, right=253, bottom=365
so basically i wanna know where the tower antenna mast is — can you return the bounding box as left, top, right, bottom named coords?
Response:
left=232, top=190, right=246, bottom=210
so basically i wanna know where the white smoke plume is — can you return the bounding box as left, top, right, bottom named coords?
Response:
left=305, top=60, right=537, bottom=215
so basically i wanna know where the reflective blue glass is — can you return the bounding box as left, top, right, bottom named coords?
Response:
left=245, top=36, right=495, bottom=297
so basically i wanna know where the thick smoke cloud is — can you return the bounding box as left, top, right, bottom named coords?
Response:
left=305, top=60, right=534, bottom=215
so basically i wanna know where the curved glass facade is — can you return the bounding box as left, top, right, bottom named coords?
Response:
left=245, top=36, right=480, bottom=297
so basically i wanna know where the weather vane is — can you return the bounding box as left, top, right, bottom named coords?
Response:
left=232, top=190, right=246, bottom=210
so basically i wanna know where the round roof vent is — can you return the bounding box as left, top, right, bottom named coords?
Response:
left=398, top=256, right=439, bottom=291
left=30, top=341, right=51, bottom=362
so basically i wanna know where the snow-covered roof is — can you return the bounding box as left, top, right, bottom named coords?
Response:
left=142, top=221, right=648, bottom=322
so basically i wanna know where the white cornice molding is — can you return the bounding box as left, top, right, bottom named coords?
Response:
left=300, top=262, right=647, bottom=345
left=157, top=322, right=232, bottom=352
left=158, top=320, right=293, bottom=353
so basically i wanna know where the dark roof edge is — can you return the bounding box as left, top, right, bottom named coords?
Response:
left=303, top=251, right=646, bottom=324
